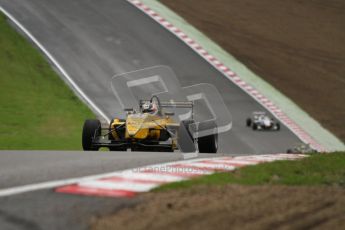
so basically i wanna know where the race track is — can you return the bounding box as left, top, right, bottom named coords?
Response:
left=0, top=150, right=225, bottom=230
left=0, top=0, right=302, bottom=154
left=0, top=0, right=304, bottom=229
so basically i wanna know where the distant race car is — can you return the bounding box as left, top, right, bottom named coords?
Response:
left=246, top=111, right=280, bottom=131
left=82, top=96, right=218, bottom=153
left=287, top=143, right=318, bottom=154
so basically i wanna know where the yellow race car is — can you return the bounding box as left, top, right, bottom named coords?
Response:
left=82, top=96, right=218, bottom=153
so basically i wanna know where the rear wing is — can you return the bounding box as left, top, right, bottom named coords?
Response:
left=139, top=100, right=194, bottom=119
left=160, top=101, right=194, bottom=108
left=139, top=100, right=193, bottom=108
left=253, top=111, right=266, bottom=115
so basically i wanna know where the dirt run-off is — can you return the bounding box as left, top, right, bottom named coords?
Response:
left=161, top=0, right=345, bottom=142
left=92, top=185, right=345, bottom=230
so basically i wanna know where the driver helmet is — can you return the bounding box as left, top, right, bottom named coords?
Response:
left=142, top=101, right=157, bottom=114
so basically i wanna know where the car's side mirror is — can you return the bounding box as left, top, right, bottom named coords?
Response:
left=165, top=112, right=175, bottom=116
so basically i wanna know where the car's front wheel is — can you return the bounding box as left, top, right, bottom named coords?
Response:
left=198, top=133, right=218, bottom=153
left=177, top=120, right=196, bottom=153
left=276, top=123, right=281, bottom=131
left=246, top=118, right=252, bottom=127
left=82, top=119, right=101, bottom=151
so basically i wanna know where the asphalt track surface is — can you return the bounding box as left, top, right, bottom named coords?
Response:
left=1, top=151, right=222, bottom=230
left=0, top=0, right=302, bottom=154
left=0, top=0, right=303, bottom=229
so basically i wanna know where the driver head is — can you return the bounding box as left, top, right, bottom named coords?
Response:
left=142, top=102, right=151, bottom=111
left=142, top=101, right=157, bottom=114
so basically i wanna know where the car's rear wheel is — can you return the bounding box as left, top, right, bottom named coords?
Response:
left=252, top=123, right=258, bottom=130
left=198, top=133, right=218, bottom=153
left=82, top=119, right=101, bottom=151
left=246, top=118, right=252, bottom=127
left=177, top=120, right=196, bottom=153
left=276, top=123, right=281, bottom=131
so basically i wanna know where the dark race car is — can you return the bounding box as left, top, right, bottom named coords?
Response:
left=286, top=143, right=318, bottom=154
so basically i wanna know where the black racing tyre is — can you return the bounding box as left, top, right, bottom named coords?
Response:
left=182, top=120, right=194, bottom=139
left=287, top=149, right=293, bottom=154
left=159, top=129, right=171, bottom=141
left=177, top=120, right=196, bottom=153
left=252, top=123, right=258, bottom=130
left=82, top=119, right=101, bottom=151
left=276, top=123, right=281, bottom=131
left=198, top=133, right=218, bottom=153
left=246, top=118, right=252, bottom=127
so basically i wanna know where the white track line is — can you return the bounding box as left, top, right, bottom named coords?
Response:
left=0, top=7, right=110, bottom=123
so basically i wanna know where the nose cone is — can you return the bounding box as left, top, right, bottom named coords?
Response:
left=127, top=122, right=141, bottom=136
left=126, top=114, right=149, bottom=138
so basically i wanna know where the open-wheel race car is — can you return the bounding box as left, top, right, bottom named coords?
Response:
left=286, top=143, right=318, bottom=154
left=246, top=111, right=280, bottom=131
left=82, top=96, right=218, bottom=153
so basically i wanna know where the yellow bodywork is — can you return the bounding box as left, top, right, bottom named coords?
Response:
left=110, top=113, right=177, bottom=140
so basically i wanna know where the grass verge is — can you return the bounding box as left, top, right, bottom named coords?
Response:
left=0, top=13, right=95, bottom=150
left=155, top=152, right=345, bottom=191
